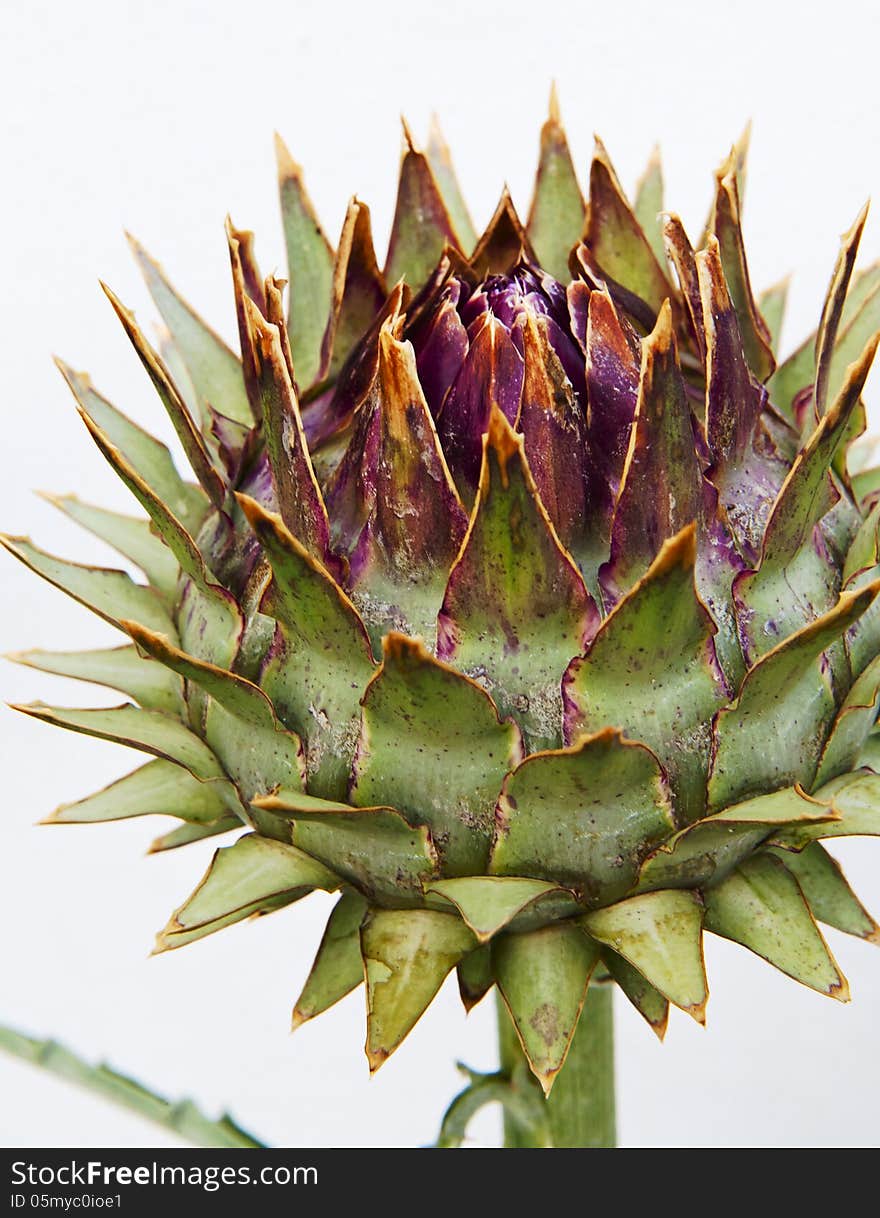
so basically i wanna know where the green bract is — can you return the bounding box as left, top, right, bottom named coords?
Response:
left=6, top=94, right=880, bottom=1099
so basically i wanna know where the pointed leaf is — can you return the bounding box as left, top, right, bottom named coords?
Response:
left=710, top=166, right=774, bottom=381
left=351, top=633, right=521, bottom=875
left=734, top=335, right=879, bottom=661
left=601, top=302, right=703, bottom=601
left=583, top=287, right=640, bottom=493
left=638, top=785, right=838, bottom=891
left=243, top=302, right=338, bottom=574
left=0, top=537, right=177, bottom=639
left=292, top=891, right=368, bottom=1028
left=45, top=758, right=237, bottom=825
left=124, top=622, right=304, bottom=801
left=55, top=360, right=206, bottom=533
left=757, top=278, right=789, bottom=355
left=491, top=728, right=674, bottom=905
left=437, top=314, right=524, bottom=502
left=384, top=122, right=461, bottom=289
left=703, top=854, right=848, bottom=999
left=128, top=235, right=252, bottom=426
left=814, top=204, right=869, bottom=418
left=582, top=890, right=707, bottom=1020
left=709, top=583, right=880, bottom=809
left=584, top=137, right=673, bottom=317
left=342, top=325, right=468, bottom=645
left=457, top=944, right=494, bottom=1012
left=769, top=769, right=880, bottom=849
left=770, top=842, right=878, bottom=942
left=102, top=284, right=225, bottom=505
left=603, top=950, right=668, bottom=1040
left=568, top=527, right=729, bottom=824
left=424, top=876, right=567, bottom=943
left=493, top=922, right=600, bottom=1094
left=10, top=645, right=183, bottom=715
left=237, top=496, right=376, bottom=798
left=41, top=494, right=179, bottom=597
left=157, top=833, right=339, bottom=951
left=148, top=817, right=240, bottom=853
left=633, top=146, right=665, bottom=265
left=425, top=114, right=477, bottom=254
left=362, top=908, right=475, bottom=1070
left=662, top=213, right=705, bottom=362
left=438, top=410, right=598, bottom=750
left=526, top=87, right=585, bottom=282
left=469, top=190, right=535, bottom=278
left=275, top=134, right=335, bottom=389
left=253, top=788, right=438, bottom=904
left=814, top=653, right=880, bottom=786
left=321, top=198, right=386, bottom=380
left=13, top=702, right=225, bottom=780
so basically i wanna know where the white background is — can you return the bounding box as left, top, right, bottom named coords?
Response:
left=2, top=0, right=879, bottom=1149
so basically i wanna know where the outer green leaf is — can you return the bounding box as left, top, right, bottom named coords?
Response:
left=425, top=114, right=477, bottom=255
left=492, top=728, right=673, bottom=907
left=493, top=922, right=600, bottom=1093
left=157, top=833, right=339, bottom=951
left=9, top=646, right=183, bottom=715
left=124, top=622, right=304, bottom=801
left=733, top=334, right=878, bottom=663
left=708, top=582, right=880, bottom=810
left=292, top=891, right=368, bottom=1028
left=769, top=769, right=880, bottom=849
left=703, top=854, right=848, bottom=998
left=582, top=890, right=707, bottom=1020
left=352, top=632, right=521, bottom=875
left=148, top=817, right=240, bottom=853
left=757, top=277, right=790, bottom=356
left=253, top=789, right=438, bottom=904
left=12, top=702, right=225, bottom=781
left=814, top=653, right=880, bottom=786
left=526, top=87, right=585, bottom=282
left=362, top=909, right=475, bottom=1070
left=128, top=233, right=252, bottom=426
left=710, top=166, right=775, bottom=381
left=633, top=146, right=665, bottom=265
left=275, top=134, right=335, bottom=389
left=45, top=759, right=237, bottom=825
left=769, top=842, right=878, bottom=942
left=102, top=285, right=226, bottom=506
left=568, top=526, right=728, bottom=824
left=457, top=944, right=494, bottom=1012
left=638, top=786, right=838, bottom=891
left=438, top=409, right=597, bottom=751
left=603, top=950, right=668, bottom=1040
left=384, top=122, right=461, bottom=290
left=41, top=494, right=179, bottom=597
left=814, top=204, right=868, bottom=417
left=424, top=876, right=567, bottom=943
left=238, top=495, right=376, bottom=799
left=0, top=537, right=177, bottom=640
left=55, top=360, right=206, bottom=533
left=320, top=199, right=386, bottom=381
left=583, top=137, right=673, bottom=317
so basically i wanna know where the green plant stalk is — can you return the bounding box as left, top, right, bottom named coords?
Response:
left=0, top=1025, right=265, bottom=1148
left=496, top=985, right=616, bottom=1148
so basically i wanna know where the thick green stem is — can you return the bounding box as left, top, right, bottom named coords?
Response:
left=496, top=984, right=616, bottom=1148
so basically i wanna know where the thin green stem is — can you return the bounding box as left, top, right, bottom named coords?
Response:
left=496, top=985, right=616, bottom=1148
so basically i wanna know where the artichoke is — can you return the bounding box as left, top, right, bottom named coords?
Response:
left=6, top=92, right=880, bottom=1146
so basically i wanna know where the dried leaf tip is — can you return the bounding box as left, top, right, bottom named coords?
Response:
left=380, top=631, right=432, bottom=669
left=646, top=297, right=675, bottom=355
left=400, top=115, right=419, bottom=154
left=548, top=80, right=562, bottom=125
left=273, top=132, right=304, bottom=181
left=485, top=407, right=523, bottom=487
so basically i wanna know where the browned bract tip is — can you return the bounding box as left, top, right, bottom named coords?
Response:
left=485, top=406, right=523, bottom=487
left=647, top=298, right=675, bottom=355
left=381, top=630, right=431, bottom=669
left=290, top=1007, right=308, bottom=1033
left=548, top=80, right=561, bottom=125
left=470, top=188, right=536, bottom=277
left=366, top=1045, right=389, bottom=1075
left=273, top=131, right=303, bottom=182
left=400, top=115, right=418, bottom=154
left=649, top=523, right=699, bottom=575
